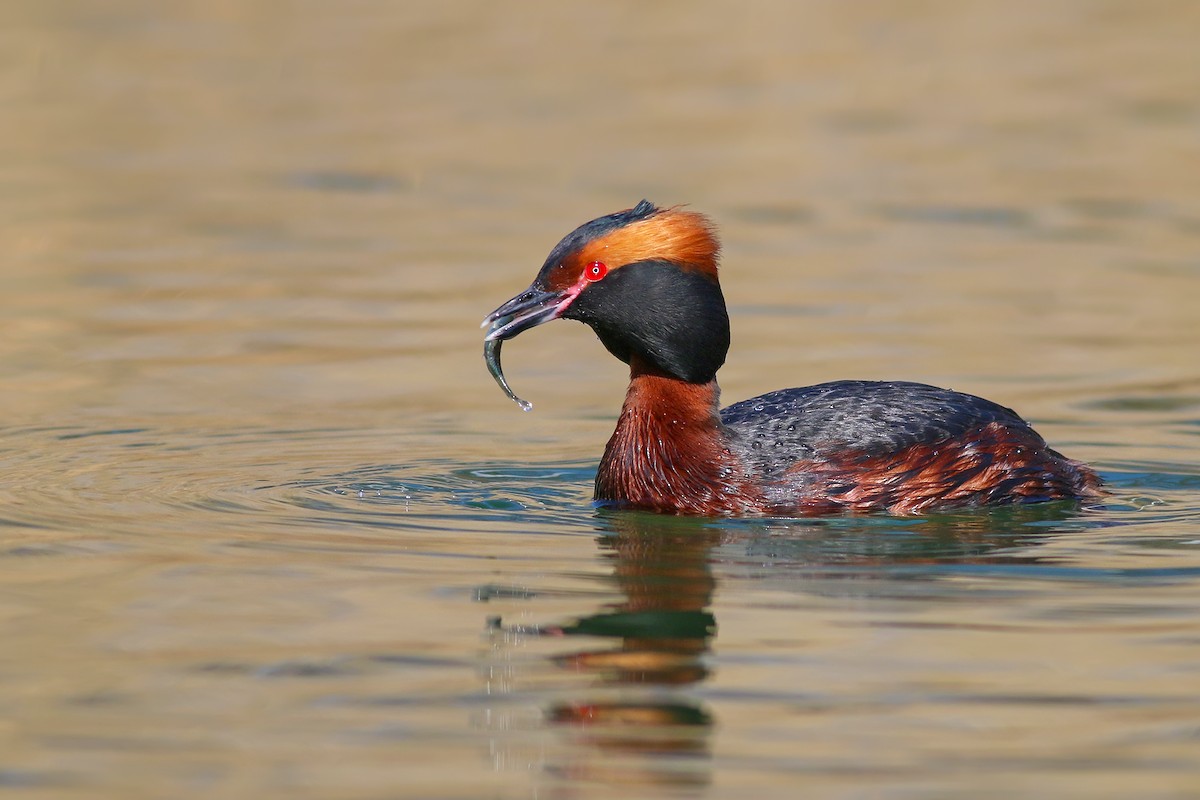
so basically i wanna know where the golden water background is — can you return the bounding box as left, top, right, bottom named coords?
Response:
left=1, top=2, right=1199, bottom=798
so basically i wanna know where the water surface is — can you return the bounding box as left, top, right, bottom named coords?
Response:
left=2, top=2, right=1199, bottom=798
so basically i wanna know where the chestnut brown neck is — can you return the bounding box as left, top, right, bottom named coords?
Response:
left=594, top=359, right=763, bottom=515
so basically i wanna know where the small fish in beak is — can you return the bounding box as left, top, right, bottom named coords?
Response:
left=483, top=338, right=532, bottom=412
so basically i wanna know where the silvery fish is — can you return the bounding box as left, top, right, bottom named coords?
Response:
left=484, top=338, right=532, bottom=412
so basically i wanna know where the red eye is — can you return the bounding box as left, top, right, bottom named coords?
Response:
left=585, top=261, right=608, bottom=282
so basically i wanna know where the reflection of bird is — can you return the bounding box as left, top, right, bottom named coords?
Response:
left=483, top=201, right=1103, bottom=516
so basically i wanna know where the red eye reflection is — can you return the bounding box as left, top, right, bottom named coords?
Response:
left=585, top=261, right=608, bottom=282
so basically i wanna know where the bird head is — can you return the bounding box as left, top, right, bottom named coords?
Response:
left=482, top=201, right=730, bottom=404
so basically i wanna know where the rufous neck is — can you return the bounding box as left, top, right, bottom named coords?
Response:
left=622, top=360, right=723, bottom=427
left=594, top=356, right=756, bottom=514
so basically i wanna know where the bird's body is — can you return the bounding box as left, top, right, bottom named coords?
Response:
left=483, top=201, right=1102, bottom=516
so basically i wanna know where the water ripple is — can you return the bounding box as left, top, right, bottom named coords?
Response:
left=1, top=423, right=1197, bottom=562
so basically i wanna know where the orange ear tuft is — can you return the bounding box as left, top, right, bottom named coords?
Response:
left=577, top=208, right=721, bottom=279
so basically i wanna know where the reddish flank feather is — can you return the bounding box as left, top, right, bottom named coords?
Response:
left=782, top=422, right=1103, bottom=515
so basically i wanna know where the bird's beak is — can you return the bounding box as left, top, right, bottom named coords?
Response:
left=481, top=285, right=572, bottom=341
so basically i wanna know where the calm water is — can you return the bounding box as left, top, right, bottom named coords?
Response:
left=3, top=2, right=1200, bottom=798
